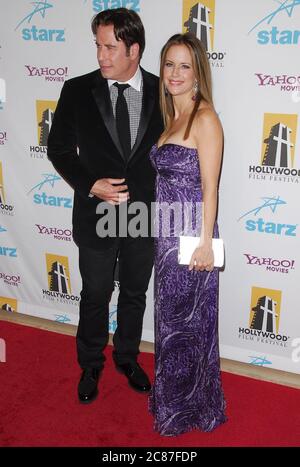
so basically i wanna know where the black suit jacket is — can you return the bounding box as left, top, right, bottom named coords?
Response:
left=47, top=68, right=163, bottom=249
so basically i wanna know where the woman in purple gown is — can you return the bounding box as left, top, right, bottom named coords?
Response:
left=148, top=33, right=226, bottom=436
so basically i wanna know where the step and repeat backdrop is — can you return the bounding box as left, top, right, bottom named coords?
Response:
left=0, top=0, right=299, bottom=374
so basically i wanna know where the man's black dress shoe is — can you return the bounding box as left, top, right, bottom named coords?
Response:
left=115, top=362, right=151, bottom=392
left=78, top=368, right=101, bottom=404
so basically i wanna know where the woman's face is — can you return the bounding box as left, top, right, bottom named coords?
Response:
left=163, top=44, right=196, bottom=98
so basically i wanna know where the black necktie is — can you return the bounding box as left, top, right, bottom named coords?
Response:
left=114, top=83, right=131, bottom=161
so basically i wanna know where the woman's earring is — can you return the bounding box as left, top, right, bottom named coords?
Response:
left=192, top=81, right=199, bottom=101
left=164, top=85, right=169, bottom=97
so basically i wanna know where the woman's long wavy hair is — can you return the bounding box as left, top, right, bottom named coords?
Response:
left=160, top=33, right=213, bottom=140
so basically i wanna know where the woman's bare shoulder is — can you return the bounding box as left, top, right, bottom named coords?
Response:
left=196, top=102, right=219, bottom=122
left=193, top=103, right=222, bottom=135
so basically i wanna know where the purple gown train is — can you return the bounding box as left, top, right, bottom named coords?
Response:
left=148, top=143, right=226, bottom=436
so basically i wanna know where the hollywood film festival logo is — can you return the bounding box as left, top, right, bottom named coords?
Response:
left=43, top=253, right=80, bottom=307
left=249, top=113, right=299, bottom=184
left=238, top=195, right=297, bottom=237
left=30, top=100, right=57, bottom=159
left=182, top=0, right=226, bottom=67
left=0, top=296, right=18, bottom=313
left=0, top=162, right=15, bottom=216
left=15, top=1, right=65, bottom=42
left=239, top=286, right=289, bottom=347
left=248, top=0, right=300, bottom=45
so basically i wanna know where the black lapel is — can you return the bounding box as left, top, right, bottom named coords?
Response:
left=91, top=72, right=124, bottom=160
left=128, top=68, right=156, bottom=163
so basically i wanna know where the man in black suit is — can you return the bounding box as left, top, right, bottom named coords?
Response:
left=47, top=8, right=163, bottom=403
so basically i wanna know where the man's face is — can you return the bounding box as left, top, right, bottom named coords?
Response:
left=95, top=24, right=138, bottom=81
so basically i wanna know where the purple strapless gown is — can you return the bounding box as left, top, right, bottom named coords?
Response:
left=148, top=143, right=226, bottom=436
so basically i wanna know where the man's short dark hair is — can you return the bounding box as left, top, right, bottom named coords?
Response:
left=91, top=8, right=145, bottom=59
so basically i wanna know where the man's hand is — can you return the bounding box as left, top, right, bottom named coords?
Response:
left=90, top=178, right=129, bottom=205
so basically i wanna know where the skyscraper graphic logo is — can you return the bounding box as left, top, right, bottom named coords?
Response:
left=36, top=100, right=56, bottom=146
left=183, top=0, right=215, bottom=52
left=46, top=254, right=71, bottom=294
left=0, top=162, right=14, bottom=215
left=0, top=162, right=5, bottom=204
left=261, top=114, right=298, bottom=168
left=250, top=287, right=282, bottom=333
left=0, top=297, right=17, bottom=313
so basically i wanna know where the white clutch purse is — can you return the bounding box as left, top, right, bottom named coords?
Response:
left=178, top=236, right=224, bottom=267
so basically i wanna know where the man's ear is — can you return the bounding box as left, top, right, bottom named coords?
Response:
left=130, top=43, right=140, bottom=60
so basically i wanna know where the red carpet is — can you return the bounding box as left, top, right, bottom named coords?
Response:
left=0, top=320, right=299, bottom=447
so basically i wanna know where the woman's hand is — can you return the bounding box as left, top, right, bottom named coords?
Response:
left=189, top=243, right=214, bottom=272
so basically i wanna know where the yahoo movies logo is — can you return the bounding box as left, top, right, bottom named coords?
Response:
left=248, top=0, right=300, bottom=45
left=182, top=0, right=226, bottom=67
left=249, top=113, right=299, bottom=184
left=0, top=131, right=7, bottom=146
left=244, top=254, right=295, bottom=274
left=25, top=65, right=68, bottom=83
left=89, top=0, right=140, bottom=13
left=43, top=253, right=80, bottom=306
left=238, top=286, right=289, bottom=348
left=238, top=196, right=297, bottom=237
left=0, top=296, right=18, bottom=313
left=35, top=224, right=72, bottom=242
left=27, top=173, right=73, bottom=209
left=0, top=162, right=15, bottom=216
left=15, top=1, right=65, bottom=42
left=255, top=73, right=300, bottom=94
left=30, top=100, right=57, bottom=159
left=0, top=272, right=21, bottom=288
